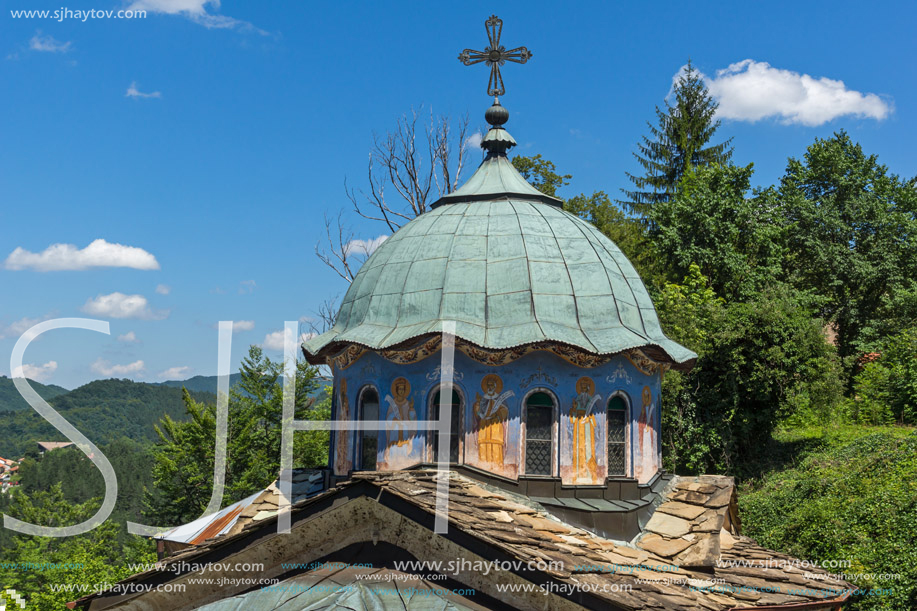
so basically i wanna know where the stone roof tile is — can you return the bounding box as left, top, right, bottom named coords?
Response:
left=74, top=469, right=853, bottom=611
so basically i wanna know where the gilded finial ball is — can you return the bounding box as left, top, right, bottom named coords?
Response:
left=485, top=99, right=509, bottom=127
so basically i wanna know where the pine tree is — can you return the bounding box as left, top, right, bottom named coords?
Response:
left=620, top=61, right=733, bottom=220
left=144, top=346, right=326, bottom=525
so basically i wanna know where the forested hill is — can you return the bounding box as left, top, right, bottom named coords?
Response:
left=0, top=376, right=69, bottom=412
left=157, top=373, right=243, bottom=393
left=157, top=373, right=331, bottom=399
left=0, top=379, right=215, bottom=459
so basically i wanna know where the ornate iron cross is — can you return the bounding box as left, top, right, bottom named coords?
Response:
left=458, top=15, right=532, bottom=97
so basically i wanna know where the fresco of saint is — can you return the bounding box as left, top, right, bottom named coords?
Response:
left=473, top=374, right=513, bottom=465
left=335, top=378, right=351, bottom=474
left=570, top=376, right=601, bottom=482
left=384, top=377, right=416, bottom=461
left=637, top=385, right=656, bottom=482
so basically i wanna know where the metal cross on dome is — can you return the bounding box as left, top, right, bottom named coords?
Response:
left=458, top=15, right=532, bottom=97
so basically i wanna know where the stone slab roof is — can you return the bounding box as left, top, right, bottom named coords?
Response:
left=152, top=470, right=324, bottom=546
left=72, top=470, right=852, bottom=611
left=637, top=475, right=740, bottom=568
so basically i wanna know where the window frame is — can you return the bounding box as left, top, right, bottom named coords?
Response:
left=606, top=390, right=632, bottom=479
left=427, top=384, right=464, bottom=464
left=356, top=384, right=381, bottom=471
left=520, top=387, right=559, bottom=477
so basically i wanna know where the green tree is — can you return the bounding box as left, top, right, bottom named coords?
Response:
left=778, top=131, right=917, bottom=377
left=0, top=484, right=155, bottom=611
left=657, top=269, right=843, bottom=474
left=145, top=346, right=326, bottom=525
left=853, top=326, right=917, bottom=425
left=655, top=265, right=727, bottom=472
left=695, top=285, right=843, bottom=473
left=620, top=61, right=733, bottom=221
left=650, top=163, right=785, bottom=301
left=15, top=439, right=153, bottom=542
left=511, top=154, right=571, bottom=197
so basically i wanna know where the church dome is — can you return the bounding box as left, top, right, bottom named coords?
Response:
left=304, top=106, right=695, bottom=370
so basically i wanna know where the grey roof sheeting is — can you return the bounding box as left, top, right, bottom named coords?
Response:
left=305, top=131, right=695, bottom=368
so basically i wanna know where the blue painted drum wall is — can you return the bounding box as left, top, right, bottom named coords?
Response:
left=330, top=349, right=662, bottom=485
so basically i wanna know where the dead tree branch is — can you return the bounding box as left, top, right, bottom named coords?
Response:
left=318, top=108, right=473, bottom=283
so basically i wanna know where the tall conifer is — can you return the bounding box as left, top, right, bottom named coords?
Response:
left=620, top=61, right=733, bottom=220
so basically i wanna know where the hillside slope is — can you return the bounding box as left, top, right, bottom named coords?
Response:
left=158, top=373, right=331, bottom=399
left=0, top=376, right=69, bottom=412
left=157, top=373, right=242, bottom=393
left=739, top=426, right=917, bottom=611
left=0, top=379, right=214, bottom=458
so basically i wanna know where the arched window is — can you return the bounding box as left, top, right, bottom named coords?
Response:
left=525, top=391, right=555, bottom=476
left=607, top=395, right=628, bottom=477
left=359, top=387, right=380, bottom=470
left=429, top=388, right=462, bottom=463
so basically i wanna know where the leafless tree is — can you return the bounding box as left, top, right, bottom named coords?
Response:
left=317, top=109, right=474, bottom=284
left=315, top=211, right=358, bottom=283
left=303, top=297, right=340, bottom=337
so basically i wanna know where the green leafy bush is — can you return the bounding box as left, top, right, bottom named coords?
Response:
left=658, top=266, right=844, bottom=474
left=740, top=427, right=917, bottom=610
left=853, top=327, right=917, bottom=425
left=0, top=484, right=155, bottom=611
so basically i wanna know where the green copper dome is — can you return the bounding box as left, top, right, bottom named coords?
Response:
left=304, top=116, right=695, bottom=369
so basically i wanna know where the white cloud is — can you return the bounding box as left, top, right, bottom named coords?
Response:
left=262, top=328, right=313, bottom=352
left=12, top=361, right=58, bottom=382
left=117, top=331, right=139, bottom=343
left=81, top=293, right=168, bottom=320
left=238, top=280, right=256, bottom=294
left=4, top=239, right=160, bottom=272
left=214, top=320, right=255, bottom=333
left=155, top=284, right=171, bottom=295
left=698, top=60, right=892, bottom=126
left=158, top=365, right=191, bottom=380
left=91, top=358, right=145, bottom=377
left=344, top=235, right=388, bottom=258
left=29, top=31, right=71, bottom=53
left=0, top=314, right=54, bottom=341
left=465, top=132, right=484, bottom=150
left=127, top=0, right=264, bottom=32
left=126, top=81, right=162, bottom=99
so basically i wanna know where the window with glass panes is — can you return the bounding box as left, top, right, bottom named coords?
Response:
left=359, top=388, right=379, bottom=470
left=430, top=389, right=461, bottom=463
left=607, top=396, right=627, bottom=476
left=525, top=392, right=554, bottom=475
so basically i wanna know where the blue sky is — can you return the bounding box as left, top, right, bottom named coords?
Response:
left=1, top=0, right=914, bottom=389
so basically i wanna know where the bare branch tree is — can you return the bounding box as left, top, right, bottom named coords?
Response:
left=344, top=109, right=472, bottom=233
left=303, top=297, right=339, bottom=337
left=315, top=212, right=358, bottom=283
left=314, top=107, right=474, bottom=334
